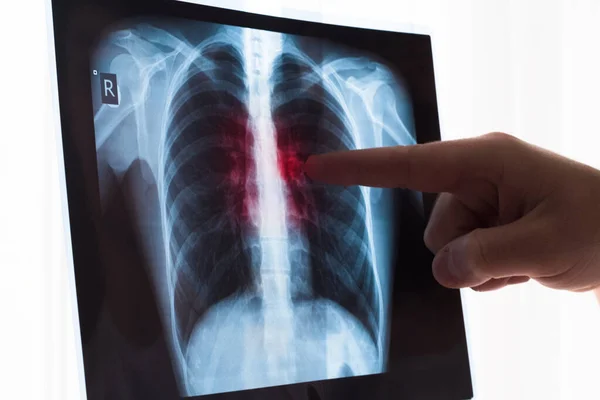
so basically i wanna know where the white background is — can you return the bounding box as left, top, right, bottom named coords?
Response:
left=1, top=0, right=599, bottom=399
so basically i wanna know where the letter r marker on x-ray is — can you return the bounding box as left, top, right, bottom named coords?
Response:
left=100, top=73, right=119, bottom=105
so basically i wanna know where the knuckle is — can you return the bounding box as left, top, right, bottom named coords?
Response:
left=485, top=131, right=512, bottom=140
left=485, top=131, right=520, bottom=148
left=482, top=132, right=521, bottom=182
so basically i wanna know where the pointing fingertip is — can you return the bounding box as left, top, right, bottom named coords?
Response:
left=303, top=155, right=319, bottom=179
left=302, top=163, right=315, bottom=183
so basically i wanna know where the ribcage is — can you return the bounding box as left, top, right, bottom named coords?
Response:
left=270, top=51, right=381, bottom=349
left=162, top=41, right=258, bottom=351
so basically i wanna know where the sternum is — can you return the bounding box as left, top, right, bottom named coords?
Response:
left=244, top=29, right=292, bottom=308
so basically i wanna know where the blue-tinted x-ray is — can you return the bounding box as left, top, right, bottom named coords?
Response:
left=91, top=17, right=416, bottom=397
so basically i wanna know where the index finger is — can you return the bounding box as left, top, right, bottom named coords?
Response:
left=303, top=136, right=505, bottom=192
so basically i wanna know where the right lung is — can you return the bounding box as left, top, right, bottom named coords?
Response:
left=162, top=37, right=258, bottom=358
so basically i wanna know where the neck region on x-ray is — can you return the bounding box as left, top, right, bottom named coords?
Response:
left=92, top=18, right=416, bottom=397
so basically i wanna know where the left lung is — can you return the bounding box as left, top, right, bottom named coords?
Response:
left=270, top=50, right=382, bottom=352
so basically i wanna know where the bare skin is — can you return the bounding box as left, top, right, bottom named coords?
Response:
left=304, top=132, right=600, bottom=298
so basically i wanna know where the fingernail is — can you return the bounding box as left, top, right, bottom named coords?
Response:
left=449, top=237, right=468, bottom=281
left=433, top=239, right=467, bottom=287
left=432, top=246, right=454, bottom=286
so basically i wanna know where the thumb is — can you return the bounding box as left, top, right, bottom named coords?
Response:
left=431, top=216, right=552, bottom=288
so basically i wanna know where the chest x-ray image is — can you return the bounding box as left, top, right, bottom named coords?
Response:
left=91, top=16, right=416, bottom=397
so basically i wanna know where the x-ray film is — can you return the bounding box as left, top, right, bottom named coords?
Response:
left=92, top=17, right=415, bottom=397
left=51, top=1, right=473, bottom=399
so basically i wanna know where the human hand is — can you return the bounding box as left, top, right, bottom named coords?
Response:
left=304, top=133, right=600, bottom=293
